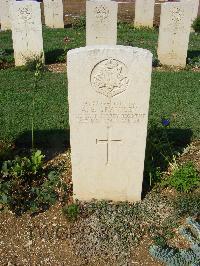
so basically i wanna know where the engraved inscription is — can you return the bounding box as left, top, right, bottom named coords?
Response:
left=96, top=126, right=122, bottom=165
left=95, top=5, right=109, bottom=22
left=18, top=7, right=32, bottom=22
left=74, top=100, right=146, bottom=124
left=90, top=59, right=129, bottom=100
left=169, top=7, right=184, bottom=31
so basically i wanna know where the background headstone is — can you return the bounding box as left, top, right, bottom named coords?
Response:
left=43, top=0, right=64, bottom=28
left=157, top=2, right=193, bottom=67
left=0, top=0, right=12, bottom=30
left=134, top=0, right=155, bottom=28
left=86, top=0, right=118, bottom=45
left=67, top=45, right=152, bottom=202
left=10, top=1, right=44, bottom=66
left=180, top=0, right=200, bottom=31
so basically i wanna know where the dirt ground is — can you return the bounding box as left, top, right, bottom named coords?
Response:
left=60, top=0, right=200, bottom=26
left=0, top=204, right=162, bottom=266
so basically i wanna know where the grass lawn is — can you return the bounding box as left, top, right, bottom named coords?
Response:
left=0, top=24, right=200, bottom=146
left=0, top=68, right=199, bottom=145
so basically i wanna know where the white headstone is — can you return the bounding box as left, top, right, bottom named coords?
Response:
left=157, top=2, right=193, bottom=67
left=0, top=0, right=12, bottom=30
left=180, top=0, right=199, bottom=30
left=10, top=1, right=44, bottom=66
left=67, top=46, right=152, bottom=202
left=86, top=0, right=118, bottom=45
left=43, top=0, right=64, bottom=28
left=134, top=0, right=155, bottom=28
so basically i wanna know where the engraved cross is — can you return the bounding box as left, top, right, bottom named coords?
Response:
left=96, top=126, right=122, bottom=165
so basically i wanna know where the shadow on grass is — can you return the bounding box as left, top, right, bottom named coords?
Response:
left=187, top=50, right=200, bottom=59
left=14, top=129, right=70, bottom=160
left=45, top=49, right=65, bottom=64
left=0, top=126, right=193, bottom=203
left=142, top=127, right=193, bottom=198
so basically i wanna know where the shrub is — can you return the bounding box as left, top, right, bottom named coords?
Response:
left=192, top=16, right=200, bottom=32
left=161, top=162, right=200, bottom=193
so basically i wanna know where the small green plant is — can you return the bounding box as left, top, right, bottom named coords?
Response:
left=152, top=57, right=161, bottom=67
left=187, top=56, right=200, bottom=69
left=149, top=217, right=200, bottom=266
left=192, top=16, right=200, bottom=32
left=24, top=54, right=45, bottom=72
left=30, top=171, right=60, bottom=212
left=62, top=203, right=79, bottom=221
left=31, top=54, right=45, bottom=149
left=153, top=235, right=167, bottom=247
left=72, top=16, right=86, bottom=29
left=0, top=49, right=13, bottom=69
left=1, top=150, right=44, bottom=179
left=161, top=162, right=200, bottom=193
left=0, top=150, right=63, bottom=214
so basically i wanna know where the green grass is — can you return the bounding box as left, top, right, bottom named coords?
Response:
left=0, top=23, right=199, bottom=64
left=0, top=69, right=68, bottom=146
left=0, top=26, right=86, bottom=64
left=0, top=23, right=199, bottom=148
left=0, top=68, right=199, bottom=146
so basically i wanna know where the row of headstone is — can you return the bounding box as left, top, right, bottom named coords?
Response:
left=1, top=0, right=199, bottom=68
left=0, top=0, right=64, bottom=31
left=87, top=0, right=199, bottom=67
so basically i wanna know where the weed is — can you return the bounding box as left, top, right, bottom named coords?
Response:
left=187, top=56, right=200, bottom=69
left=24, top=54, right=45, bottom=72
left=161, top=162, right=200, bottom=193
left=62, top=203, right=79, bottom=221
left=0, top=150, right=63, bottom=214
left=72, top=16, right=86, bottom=29
left=192, top=16, right=200, bottom=32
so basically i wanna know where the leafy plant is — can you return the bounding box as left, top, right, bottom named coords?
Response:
left=187, top=56, right=200, bottom=69
left=24, top=54, right=45, bottom=72
left=1, top=150, right=44, bottom=179
left=72, top=16, right=86, bottom=29
left=0, top=150, right=63, bottom=214
left=192, top=16, right=200, bottom=32
left=161, top=162, right=200, bottom=193
left=62, top=203, right=79, bottom=221
left=30, top=171, right=60, bottom=212
left=149, top=217, right=200, bottom=266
